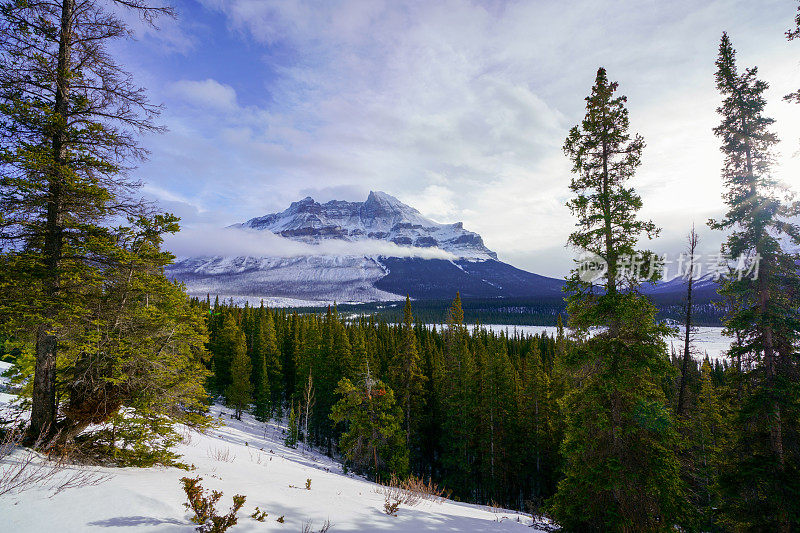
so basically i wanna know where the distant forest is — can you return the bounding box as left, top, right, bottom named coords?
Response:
left=290, top=293, right=725, bottom=327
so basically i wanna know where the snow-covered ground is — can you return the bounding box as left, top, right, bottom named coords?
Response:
left=0, top=395, right=546, bottom=532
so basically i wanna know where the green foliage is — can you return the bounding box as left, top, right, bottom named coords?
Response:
left=552, top=68, right=684, bottom=530
left=563, top=67, right=659, bottom=298
left=205, top=298, right=572, bottom=508
left=711, top=33, right=800, bottom=531
left=285, top=406, right=299, bottom=449
left=551, top=296, right=684, bottom=530
left=87, top=411, right=184, bottom=468
left=225, top=326, right=251, bottom=420
left=250, top=507, right=268, bottom=521
left=0, top=0, right=176, bottom=443
left=388, top=296, right=425, bottom=454
left=180, top=476, right=246, bottom=533
left=330, top=376, right=408, bottom=480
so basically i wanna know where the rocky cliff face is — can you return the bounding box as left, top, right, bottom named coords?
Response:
left=235, top=191, right=497, bottom=260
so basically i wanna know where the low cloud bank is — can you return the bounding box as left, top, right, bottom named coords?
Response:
left=164, top=226, right=457, bottom=260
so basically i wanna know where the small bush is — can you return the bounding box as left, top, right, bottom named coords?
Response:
left=277, top=515, right=285, bottom=523
left=383, top=494, right=401, bottom=517
left=400, top=474, right=449, bottom=503
left=305, top=478, right=312, bottom=490
left=302, top=519, right=333, bottom=532
left=180, top=476, right=245, bottom=532
left=250, top=506, right=268, bottom=521
left=377, top=474, right=450, bottom=516
left=206, top=446, right=235, bottom=463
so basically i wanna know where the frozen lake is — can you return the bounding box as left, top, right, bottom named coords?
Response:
left=452, top=324, right=730, bottom=361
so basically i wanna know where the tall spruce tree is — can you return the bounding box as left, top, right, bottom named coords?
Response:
left=226, top=328, right=251, bottom=420
left=390, top=296, right=424, bottom=447
left=251, top=310, right=270, bottom=422
left=712, top=33, right=800, bottom=531
left=439, top=293, right=478, bottom=494
left=552, top=67, right=684, bottom=530
left=0, top=0, right=204, bottom=444
left=330, top=374, right=408, bottom=480
left=262, top=308, right=282, bottom=406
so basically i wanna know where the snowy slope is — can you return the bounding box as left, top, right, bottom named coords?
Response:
left=169, top=255, right=403, bottom=303
left=0, top=398, right=550, bottom=532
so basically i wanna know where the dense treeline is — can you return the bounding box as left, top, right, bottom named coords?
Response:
left=201, top=294, right=738, bottom=518
left=328, top=295, right=725, bottom=327
left=205, top=294, right=564, bottom=506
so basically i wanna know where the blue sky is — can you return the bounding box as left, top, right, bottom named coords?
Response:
left=118, top=0, right=800, bottom=277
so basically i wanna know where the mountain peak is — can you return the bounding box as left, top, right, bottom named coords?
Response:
left=366, top=190, right=401, bottom=204
left=239, top=192, right=496, bottom=260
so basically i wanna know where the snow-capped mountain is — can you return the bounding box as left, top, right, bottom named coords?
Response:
left=235, top=191, right=497, bottom=260
left=166, top=191, right=565, bottom=304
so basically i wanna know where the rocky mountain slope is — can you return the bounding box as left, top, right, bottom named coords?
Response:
left=166, top=191, right=708, bottom=306
left=167, top=191, right=567, bottom=304
left=235, top=191, right=497, bottom=260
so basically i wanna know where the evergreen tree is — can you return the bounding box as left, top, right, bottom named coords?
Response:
left=285, top=404, right=299, bottom=448
left=712, top=33, right=800, bottom=531
left=225, top=328, right=251, bottom=420
left=518, top=340, right=556, bottom=501
left=250, top=309, right=270, bottom=422
left=390, top=296, right=425, bottom=447
left=211, top=314, right=242, bottom=394
left=262, top=309, right=282, bottom=407
left=439, top=293, right=478, bottom=494
left=687, top=361, right=730, bottom=530
left=0, top=0, right=175, bottom=443
left=330, top=374, right=408, bottom=480
left=552, top=67, right=684, bottom=530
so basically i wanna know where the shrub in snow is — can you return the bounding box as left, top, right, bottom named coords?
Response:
left=301, top=519, right=333, bottom=532
left=250, top=506, right=268, bottom=521
left=180, top=476, right=245, bottom=532
left=377, top=474, right=449, bottom=516
left=1, top=421, right=109, bottom=498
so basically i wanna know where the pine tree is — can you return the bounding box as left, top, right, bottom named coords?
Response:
left=262, top=309, right=282, bottom=407
left=552, top=67, right=684, bottom=530
left=251, top=310, right=271, bottom=422
left=211, top=314, right=242, bottom=394
left=439, top=293, right=477, bottom=494
left=518, top=340, right=555, bottom=501
left=712, top=33, right=800, bottom=531
left=226, top=329, right=251, bottom=420
left=0, top=0, right=175, bottom=443
left=330, top=374, right=408, bottom=480
left=689, top=361, right=730, bottom=530
left=285, top=404, right=299, bottom=448
left=390, top=296, right=425, bottom=447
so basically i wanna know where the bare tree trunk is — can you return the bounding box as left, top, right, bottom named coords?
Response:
left=677, top=226, right=698, bottom=417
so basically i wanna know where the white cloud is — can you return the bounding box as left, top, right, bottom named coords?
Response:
left=136, top=0, right=800, bottom=277
left=168, top=79, right=239, bottom=111
left=164, top=226, right=457, bottom=260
